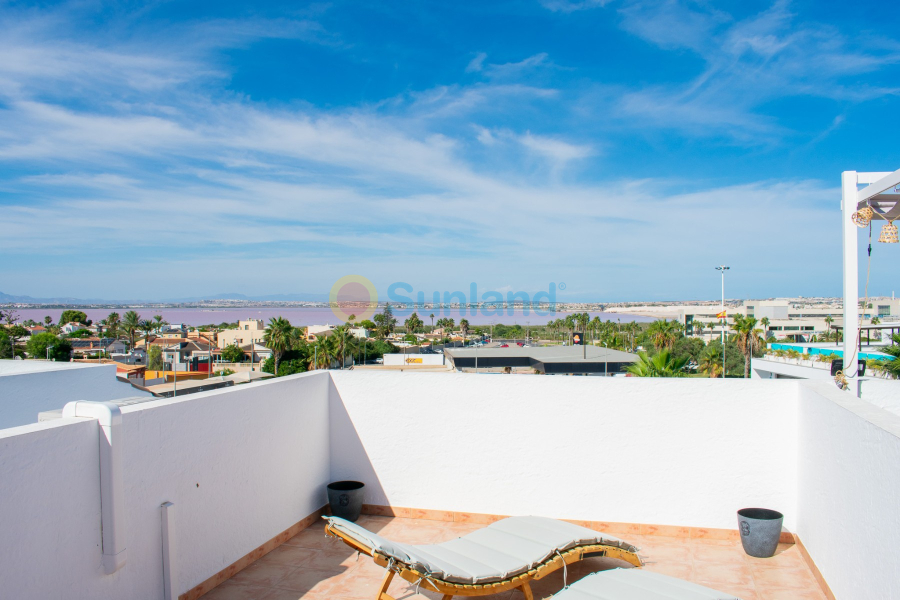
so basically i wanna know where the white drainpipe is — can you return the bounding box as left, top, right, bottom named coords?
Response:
left=62, top=401, right=127, bottom=574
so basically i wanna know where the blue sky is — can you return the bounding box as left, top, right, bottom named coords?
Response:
left=1, top=0, right=900, bottom=302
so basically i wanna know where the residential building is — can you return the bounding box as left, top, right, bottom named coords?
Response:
left=59, top=322, right=88, bottom=334
left=163, top=341, right=214, bottom=372
left=217, top=319, right=267, bottom=348
left=69, top=337, right=120, bottom=357
left=305, top=324, right=334, bottom=342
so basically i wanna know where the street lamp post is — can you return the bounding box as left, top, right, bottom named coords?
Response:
left=47, top=345, right=54, bottom=361
left=716, top=266, right=730, bottom=377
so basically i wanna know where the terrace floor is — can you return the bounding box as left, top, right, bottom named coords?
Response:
left=200, top=515, right=826, bottom=600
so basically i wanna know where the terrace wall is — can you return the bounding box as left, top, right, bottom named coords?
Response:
left=0, top=371, right=331, bottom=599
left=1, top=371, right=897, bottom=598
left=329, top=372, right=800, bottom=531
left=797, top=382, right=900, bottom=600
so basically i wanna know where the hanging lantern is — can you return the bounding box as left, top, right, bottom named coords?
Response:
left=852, top=207, right=873, bottom=228
left=878, top=220, right=899, bottom=244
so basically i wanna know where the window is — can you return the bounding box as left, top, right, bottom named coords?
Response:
left=878, top=305, right=890, bottom=316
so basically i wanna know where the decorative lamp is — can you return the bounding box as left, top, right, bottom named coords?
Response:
left=878, top=220, right=899, bottom=244
left=852, top=207, right=873, bottom=228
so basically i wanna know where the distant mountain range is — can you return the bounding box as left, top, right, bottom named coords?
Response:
left=0, top=291, right=330, bottom=305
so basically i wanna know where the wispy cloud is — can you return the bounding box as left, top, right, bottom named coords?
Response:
left=0, top=2, right=892, bottom=300
left=573, top=0, right=900, bottom=142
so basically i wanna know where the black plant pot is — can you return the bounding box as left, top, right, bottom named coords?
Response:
left=737, top=507, right=783, bottom=558
left=327, top=481, right=365, bottom=522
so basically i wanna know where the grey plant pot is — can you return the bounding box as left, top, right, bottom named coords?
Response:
left=737, top=507, right=783, bottom=558
left=327, top=481, right=365, bottom=522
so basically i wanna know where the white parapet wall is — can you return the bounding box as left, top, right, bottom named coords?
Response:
left=0, top=371, right=331, bottom=599
left=329, top=372, right=800, bottom=531
left=797, top=382, right=900, bottom=600
left=2, top=369, right=898, bottom=599
left=0, top=361, right=148, bottom=429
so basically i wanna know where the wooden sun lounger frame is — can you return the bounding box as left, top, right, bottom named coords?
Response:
left=324, top=521, right=643, bottom=600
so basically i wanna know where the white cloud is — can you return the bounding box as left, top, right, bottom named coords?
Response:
left=540, top=0, right=611, bottom=13
left=465, top=52, right=487, bottom=73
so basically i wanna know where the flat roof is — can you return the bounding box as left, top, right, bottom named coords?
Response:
left=445, top=345, right=637, bottom=363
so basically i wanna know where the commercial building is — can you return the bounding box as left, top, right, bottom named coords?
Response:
left=444, top=345, right=638, bottom=375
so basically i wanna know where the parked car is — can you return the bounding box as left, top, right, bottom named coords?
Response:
left=375, top=358, right=384, bottom=364
left=516, top=342, right=524, bottom=347
left=500, top=344, right=509, bottom=348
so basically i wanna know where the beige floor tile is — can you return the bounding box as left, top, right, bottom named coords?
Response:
left=203, top=581, right=275, bottom=600
left=752, top=566, right=819, bottom=590
left=757, top=588, right=826, bottom=600
left=261, top=545, right=319, bottom=567
left=639, top=541, right=692, bottom=563
left=692, top=542, right=747, bottom=565
left=692, top=561, right=754, bottom=586
left=229, top=560, right=295, bottom=587
left=300, top=546, right=362, bottom=570
left=202, top=515, right=825, bottom=600
left=283, top=527, right=341, bottom=551
left=272, top=567, right=345, bottom=595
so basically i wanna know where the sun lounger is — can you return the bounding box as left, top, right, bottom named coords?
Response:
left=549, top=568, right=740, bottom=599
left=323, top=515, right=643, bottom=600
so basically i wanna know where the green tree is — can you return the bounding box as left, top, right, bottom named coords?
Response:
left=263, top=316, right=293, bottom=376
left=262, top=345, right=309, bottom=377
left=148, top=346, right=164, bottom=370
left=698, top=344, right=723, bottom=378
left=671, top=336, right=706, bottom=366
left=732, top=314, right=765, bottom=378
left=221, top=344, right=245, bottom=363
left=405, top=312, right=423, bottom=334
left=59, top=310, right=89, bottom=325
left=26, top=333, right=72, bottom=361
left=359, top=319, right=376, bottom=331
left=327, top=324, right=358, bottom=368
left=309, top=336, right=336, bottom=369
left=43, top=316, right=53, bottom=327
left=104, top=312, right=121, bottom=338
left=624, top=350, right=688, bottom=377
left=66, top=328, right=93, bottom=338
left=459, top=318, right=470, bottom=341
left=647, top=319, right=681, bottom=350
left=152, top=315, right=168, bottom=333
left=121, top=311, right=142, bottom=350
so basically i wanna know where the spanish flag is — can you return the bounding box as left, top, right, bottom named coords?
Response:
left=716, top=310, right=727, bottom=319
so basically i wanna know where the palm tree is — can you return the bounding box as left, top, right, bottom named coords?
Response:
left=624, top=350, right=688, bottom=377
left=138, top=320, right=154, bottom=352
left=459, top=318, right=470, bottom=342
left=263, top=317, right=293, bottom=376
left=759, top=317, right=770, bottom=339
left=647, top=319, right=680, bottom=350
left=104, top=312, right=121, bottom=338
left=444, top=318, right=455, bottom=341
left=152, top=315, right=168, bottom=333
left=731, top=315, right=765, bottom=378
left=404, top=312, right=423, bottom=335
left=698, top=345, right=723, bottom=378
left=121, top=311, right=141, bottom=349
left=309, top=336, right=336, bottom=370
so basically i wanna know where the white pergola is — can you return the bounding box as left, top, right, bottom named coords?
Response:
left=841, top=169, right=900, bottom=387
